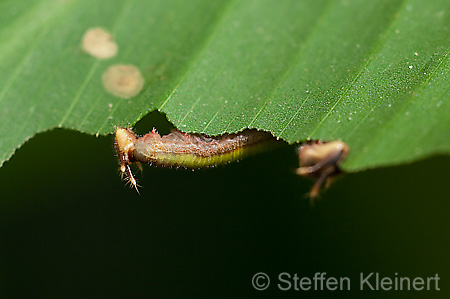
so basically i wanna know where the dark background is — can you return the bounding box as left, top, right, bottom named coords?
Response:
left=0, top=112, right=448, bottom=298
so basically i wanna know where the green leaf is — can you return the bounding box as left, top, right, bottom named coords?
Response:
left=1, top=0, right=449, bottom=172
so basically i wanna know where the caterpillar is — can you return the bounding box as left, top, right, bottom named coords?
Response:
left=114, top=127, right=280, bottom=192
left=114, top=127, right=349, bottom=197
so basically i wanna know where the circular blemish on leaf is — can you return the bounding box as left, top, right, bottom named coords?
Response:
left=82, top=27, right=118, bottom=59
left=102, top=64, right=145, bottom=99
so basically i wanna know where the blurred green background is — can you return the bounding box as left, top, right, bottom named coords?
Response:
left=0, top=112, right=448, bottom=297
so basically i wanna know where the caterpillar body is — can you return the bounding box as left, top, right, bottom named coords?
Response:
left=114, top=127, right=280, bottom=191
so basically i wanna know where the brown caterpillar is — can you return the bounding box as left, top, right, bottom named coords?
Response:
left=114, top=127, right=279, bottom=192
left=114, top=127, right=349, bottom=197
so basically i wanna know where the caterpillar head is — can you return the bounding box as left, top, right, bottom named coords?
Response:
left=114, top=127, right=140, bottom=192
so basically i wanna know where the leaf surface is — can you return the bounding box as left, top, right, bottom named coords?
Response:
left=1, top=0, right=449, bottom=171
